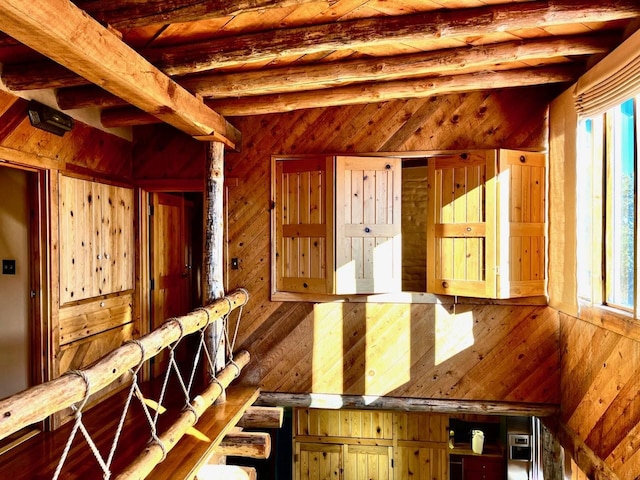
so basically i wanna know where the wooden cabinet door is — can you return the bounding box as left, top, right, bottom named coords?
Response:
left=427, top=151, right=497, bottom=298
left=295, top=442, right=342, bottom=480
left=496, top=149, right=546, bottom=298
left=335, top=156, right=402, bottom=294
left=274, top=157, right=334, bottom=294
left=395, top=445, right=448, bottom=480
left=59, top=175, right=134, bottom=304
left=345, top=445, right=392, bottom=480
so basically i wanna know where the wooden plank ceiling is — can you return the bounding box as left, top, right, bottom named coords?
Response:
left=0, top=0, right=638, bottom=134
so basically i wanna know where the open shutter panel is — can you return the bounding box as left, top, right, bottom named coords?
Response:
left=427, top=151, right=497, bottom=298
left=274, top=157, right=334, bottom=294
left=335, top=156, right=402, bottom=294
left=497, top=150, right=546, bottom=298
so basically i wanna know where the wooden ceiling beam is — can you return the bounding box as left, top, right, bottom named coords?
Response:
left=152, top=0, right=640, bottom=76
left=0, top=0, right=240, bottom=147
left=0, top=0, right=321, bottom=47
left=206, top=65, right=578, bottom=116
left=74, top=0, right=324, bottom=29
left=3, top=0, right=638, bottom=91
left=56, top=34, right=614, bottom=110
left=100, top=65, right=578, bottom=125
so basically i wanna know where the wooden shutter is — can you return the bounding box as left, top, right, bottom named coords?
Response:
left=497, top=149, right=546, bottom=298
left=427, top=151, right=497, bottom=297
left=334, top=156, right=402, bottom=294
left=273, top=157, right=334, bottom=294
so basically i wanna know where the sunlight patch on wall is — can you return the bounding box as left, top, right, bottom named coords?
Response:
left=435, top=304, right=475, bottom=366
left=365, top=303, right=410, bottom=395
left=312, top=303, right=344, bottom=393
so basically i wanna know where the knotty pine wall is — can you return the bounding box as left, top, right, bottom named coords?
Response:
left=135, top=86, right=562, bottom=405
left=0, top=90, right=134, bottom=405
left=560, top=313, right=640, bottom=479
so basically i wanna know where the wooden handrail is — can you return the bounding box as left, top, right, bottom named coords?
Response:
left=0, top=289, right=249, bottom=441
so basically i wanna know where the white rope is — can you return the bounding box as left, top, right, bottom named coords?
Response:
left=48, top=291, right=248, bottom=478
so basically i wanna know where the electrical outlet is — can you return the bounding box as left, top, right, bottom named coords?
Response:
left=2, top=259, right=16, bottom=275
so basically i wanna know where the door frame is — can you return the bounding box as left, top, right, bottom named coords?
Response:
left=0, top=162, right=49, bottom=435
left=136, top=181, right=204, bottom=381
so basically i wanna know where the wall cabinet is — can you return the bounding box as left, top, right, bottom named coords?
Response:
left=273, top=149, right=546, bottom=300
left=293, top=409, right=448, bottom=480
left=273, top=155, right=402, bottom=296
left=59, top=175, right=134, bottom=304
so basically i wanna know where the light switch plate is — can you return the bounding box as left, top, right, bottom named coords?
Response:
left=2, top=259, right=16, bottom=275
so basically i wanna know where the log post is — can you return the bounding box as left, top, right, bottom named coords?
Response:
left=203, top=141, right=226, bottom=374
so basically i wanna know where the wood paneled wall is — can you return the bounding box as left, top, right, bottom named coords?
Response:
left=0, top=90, right=134, bottom=407
left=560, top=313, right=640, bottom=479
left=134, top=85, right=562, bottom=405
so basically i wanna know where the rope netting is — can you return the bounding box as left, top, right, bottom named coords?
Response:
left=47, top=289, right=248, bottom=480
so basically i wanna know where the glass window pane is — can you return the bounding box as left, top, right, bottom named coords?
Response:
left=577, top=119, right=594, bottom=301
left=605, top=99, right=635, bottom=310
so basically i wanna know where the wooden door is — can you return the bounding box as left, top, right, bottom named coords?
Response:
left=335, top=156, right=402, bottom=294
left=150, top=192, right=189, bottom=376
left=273, top=156, right=334, bottom=294
left=295, top=442, right=343, bottom=480
left=427, top=151, right=497, bottom=298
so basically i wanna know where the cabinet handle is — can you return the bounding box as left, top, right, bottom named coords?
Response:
left=442, top=281, right=449, bottom=288
left=104, top=253, right=110, bottom=259
left=97, top=254, right=101, bottom=260
left=364, top=227, right=371, bottom=233
left=520, top=155, right=526, bottom=163
left=100, top=301, right=105, bottom=307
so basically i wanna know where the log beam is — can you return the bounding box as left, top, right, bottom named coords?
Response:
left=114, top=352, right=251, bottom=480
left=76, top=0, right=320, bottom=29
left=218, top=431, right=272, bottom=459
left=0, top=290, right=248, bottom=440
left=237, top=406, right=284, bottom=429
left=256, top=392, right=560, bottom=417
left=4, top=0, right=638, bottom=90
left=101, top=66, right=576, bottom=122
left=0, top=0, right=240, bottom=147
left=56, top=34, right=613, bottom=110
left=207, top=66, right=577, bottom=116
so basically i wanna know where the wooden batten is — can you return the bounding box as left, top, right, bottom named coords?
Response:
left=237, top=406, right=284, bottom=429
left=218, top=431, right=272, bottom=459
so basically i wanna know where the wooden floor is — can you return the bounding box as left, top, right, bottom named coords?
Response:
left=0, top=380, right=259, bottom=480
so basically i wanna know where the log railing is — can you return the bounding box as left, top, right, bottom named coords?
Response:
left=0, top=288, right=253, bottom=479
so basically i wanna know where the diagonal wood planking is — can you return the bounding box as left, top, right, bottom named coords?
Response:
left=135, top=86, right=562, bottom=405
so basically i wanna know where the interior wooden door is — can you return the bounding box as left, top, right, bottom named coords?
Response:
left=150, top=192, right=189, bottom=377
left=335, top=156, right=402, bottom=294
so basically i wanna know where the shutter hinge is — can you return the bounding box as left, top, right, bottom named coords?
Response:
left=391, top=458, right=394, bottom=468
